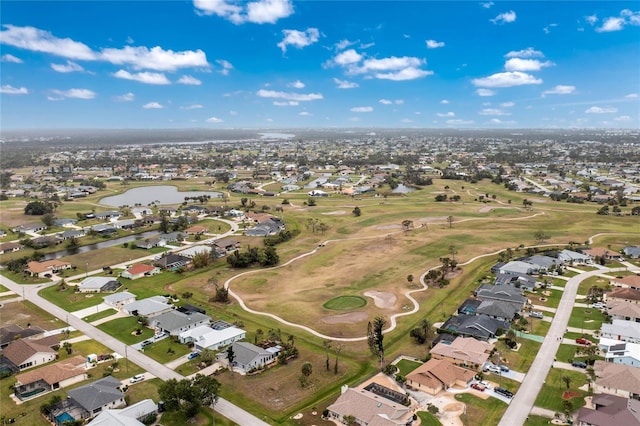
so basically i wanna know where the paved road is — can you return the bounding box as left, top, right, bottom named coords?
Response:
left=0, top=275, right=269, bottom=426
left=498, top=268, right=610, bottom=426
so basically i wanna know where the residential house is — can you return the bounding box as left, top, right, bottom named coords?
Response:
left=178, top=325, right=246, bottom=351
left=441, top=314, right=510, bottom=341
left=622, top=246, right=640, bottom=259
left=577, top=394, right=640, bottom=426
left=185, top=225, right=208, bottom=235
left=326, top=385, right=414, bottom=426
left=601, top=320, right=640, bottom=344
left=213, top=238, right=240, bottom=252
left=120, top=264, right=160, bottom=280
left=0, top=325, right=45, bottom=349
left=474, top=284, right=527, bottom=306
left=158, top=232, right=184, bottom=243
left=150, top=310, right=210, bottom=336
left=475, top=299, right=523, bottom=322
left=523, top=255, right=559, bottom=274
left=88, top=224, right=117, bottom=236
left=112, top=219, right=137, bottom=230
left=583, top=247, right=625, bottom=262
left=598, top=338, right=640, bottom=367
left=607, top=301, right=640, bottom=322
left=65, top=376, right=126, bottom=420
left=246, top=218, right=285, bottom=237
left=103, top=292, right=137, bottom=310
left=497, top=261, right=535, bottom=275
left=2, top=335, right=60, bottom=370
left=78, top=277, right=121, bottom=293
left=429, top=336, right=493, bottom=370
left=30, top=235, right=58, bottom=249
left=87, top=399, right=157, bottom=426
left=53, top=218, right=78, bottom=228
left=123, top=296, right=173, bottom=318
left=405, top=358, right=475, bottom=395
left=592, top=360, right=640, bottom=399
left=14, top=355, right=87, bottom=401
left=219, top=341, right=280, bottom=373
left=606, top=288, right=640, bottom=305
left=610, top=275, right=640, bottom=290
left=12, top=222, right=47, bottom=234
left=153, top=253, right=191, bottom=271
left=57, top=229, right=86, bottom=241
left=0, top=242, right=23, bottom=254
left=177, top=245, right=212, bottom=259
left=557, top=249, right=592, bottom=265
left=94, top=211, right=122, bottom=221
left=25, top=260, right=72, bottom=277
left=134, top=237, right=166, bottom=249
left=493, top=272, right=538, bottom=292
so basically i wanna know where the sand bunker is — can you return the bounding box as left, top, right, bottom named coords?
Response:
left=323, top=210, right=346, bottom=215
left=364, top=291, right=397, bottom=309
left=321, top=311, right=368, bottom=324
left=375, top=224, right=402, bottom=230
left=478, top=206, right=495, bottom=213
left=444, top=402, right=464, bottom=412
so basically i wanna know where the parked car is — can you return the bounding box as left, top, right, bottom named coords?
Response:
left=576, top=338, right=592, bottom=345
left=471, top=382, right=486, bottom=391
left=499, top=365, right=510, bottom=373
left=592, top=302, right=605, bottom=309
left=130, top=374, right=145, bottom=383
left=479, top=380, right=491, bottom=389
left=495, top=387, right=514, bottom=398
left=141, top=340, right=152, bottom=348
left=571, top=361, right=587, bottom=368
left=486, top=364, right=502, bottom=374
left=187, top=351, right=200, bottom=360
left=530, top=311, right=544, bottom=319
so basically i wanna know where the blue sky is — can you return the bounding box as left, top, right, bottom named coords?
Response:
left=1, top=1, right=639, bottom=129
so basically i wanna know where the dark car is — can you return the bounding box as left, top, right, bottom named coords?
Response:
left=571, top=361, right=587, bottom=368
left=495, top=387, right=514, bottom=398
left=141, top=340, right=152, bottom=348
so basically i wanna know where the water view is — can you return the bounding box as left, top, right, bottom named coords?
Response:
left=100, top=185, right=223, bottom=207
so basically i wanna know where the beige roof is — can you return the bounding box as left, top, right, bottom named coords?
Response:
left=3, top=336, right=59, bottom=365
left=406, top=358, right=476, bottom=388
left=430, top=336, right=492, bottom=365
left=607, top=287, right=640, bottom=302
left=16, top=355, right=86, bottom=386
left=593, top=360, right=640, bottom=394
left=327, top=387, right=410, bottom=426
left=607, top=301, right=640, bottom=318
left=26, top=260, right=71, bottom=274
left=611, top=275, right=640, bottom=288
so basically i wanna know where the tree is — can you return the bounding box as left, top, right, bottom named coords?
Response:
left=158, top=375, right=220, bottom=419
left=255, top=329, right=264, bottom=345
left=448, top=244, right=458, bottom=261
left=447, top=215, right=454, bottom=229
left=562, top=375, right=571, bottom=389
left=66, top=237, right=79, bottom=250
left=300, top=362, right=313, bottom=387
left=225, top=345, right=235, bottom=369
left=440, top=257, right=451, bottom=276
left=191, top=251, right=211, bottom=268
left=534, top=230, right=550, bottom=243
left=367, top=316, right=386, bottom=366
left=62, top=341, right=73, bottom=355
left=41, top=213, right=56, bottom=227
left=401, top=220, right=414, bottom=232
left=323, top=340, right=332, bottom=371
left=24, top=201, right=53, bottom=215
left=352, top=206, right=361, bottom=217
left=406, top=274, right=414, bottom=284
left=159, top=215, right=170, bottom=233
left=334, top=343, right=342, bottom=375
left=522, top=199, right=533, bottom=209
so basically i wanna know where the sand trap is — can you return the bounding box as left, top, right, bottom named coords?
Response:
left=376, top=224, right=402, bottom=230
left=478, top=206, right=495, bottom=213
left=322, top=210, right=346, bottom=215
left=444, top=402, right=464, bottom=412
left=321, top=311, right=368, bottom=324
left=364, top=291, right=397, bottom=309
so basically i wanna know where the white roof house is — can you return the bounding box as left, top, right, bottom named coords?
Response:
left=78, top=277, right=120, bottom=293
left=601, top=320, right=640, bottom=344
left=178, top=325, right=246, bottom=351
left=177, top=245, right=212, bottom=258
left=123, top=296, right=173, bottom=318
left=103, top=292, right=136, bottom=309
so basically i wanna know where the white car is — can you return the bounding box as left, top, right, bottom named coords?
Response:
left=129, top=374, right=145, bottom=383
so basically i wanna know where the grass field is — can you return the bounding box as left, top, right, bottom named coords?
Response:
left=395, top=359, right=422, bottom=376
left=82, top=308, right=117, bottom=322
left=456, top=393, right=508, bottom=426
left=141, top=337, right=191, bottom=364
left=39, top=284, right=105, bottom=311
left=567, top=306, right=609, bottom=330
left=322, top=295, right=367, bottom=310
left=533, top=368, right=589, bottom=413
left=416, top=411, right=442, bottom=426
left=97, top=317, right=154, bottom=345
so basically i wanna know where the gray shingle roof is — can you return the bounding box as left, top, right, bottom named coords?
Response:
left=68, top=376, right=124, bottom=411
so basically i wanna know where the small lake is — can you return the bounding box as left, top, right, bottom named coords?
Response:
left=100, top=186, right=223, bottom=207
left=392, top=184, right=416, bottom=194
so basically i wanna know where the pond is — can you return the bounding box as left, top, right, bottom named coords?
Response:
left=99, top=185, right=223, bottom=207
left=392, top=184, right=416, bottom=194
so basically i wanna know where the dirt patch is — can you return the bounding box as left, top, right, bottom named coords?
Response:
left=562, top=391, right=581, bottom=400
left=478, top=206, right=495, bottom=213
left=443, top=402, right=464, bottom=412
left=321, top=311, right=368, bottom=324
left=322, top=210, right=346, bottom=215
left=375, top=224, right=402, bottom=230
left=364, top=291, right=397, bottom=309
left=0, top=300, right=62, bottom=329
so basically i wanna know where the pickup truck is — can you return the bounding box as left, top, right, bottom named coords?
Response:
left=576, top=338, right=592, bottom=345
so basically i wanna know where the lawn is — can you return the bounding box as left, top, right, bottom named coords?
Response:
left=82, top=308, right=117, bottom=322
left=97, top=316, right=154, bottom=345
left=0, top=269, right=49, bottom=284
left=140, top=337, right=191, bottom=364
left=416, top=411, right=442, bottom=426
left=0, top=283, right=10, bottom=291
left=525, top=415, right=555, bottom=425
left=527, top=287, right=562, bottom=309
left=455, top=392, right=508, bottom=426
left=533, top=368, right=589, bottom=413
left=577, top=276, right=609, bottom=296
left=567, top=307, right=609, bottom=331
left=1, top=300, right=68, bottom=329
left=495, top=338, right=542, bottom=372
left=395, top=359, right=422, bottom=376
left=322, top=295, right=367, bottom=310
left=39, top=284, right=107, bottom=311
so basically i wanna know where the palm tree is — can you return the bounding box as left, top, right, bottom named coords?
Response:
left=562, top=375, right=571, bottom=389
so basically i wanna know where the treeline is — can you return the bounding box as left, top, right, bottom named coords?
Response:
left=226, top=246, right=279, bottom=268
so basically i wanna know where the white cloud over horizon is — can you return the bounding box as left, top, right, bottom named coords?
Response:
left=113, top=92, right=135, bottom=102
left=1, top=84, right=28, bottom=95
left=491, top=10, right=516, bottom=24
left=206, top=116, right=223, bottom=122
left=193, top=0, right=293, bottom=24
left=1, top=53, right=23, bottom=63
left=426, top=39, right=445, bottom=48
left=51, top=60, right=84, bottom=73
left=585, top=106, right=617, bottom=113
left=504, top=58, right=554, bottom=71
left=277, top=28, right=319, bottom=53
left=143, top=102, right=163, bottom=109
left=472, top=71, right=542, bottom=88
left=333, top=78, right=358, bottom=89
left=177, top=75, right=202, bottom=85
left=256, top=89, right=323, bottom=101
left=51, top=88, right=95, bottom=99
left=350, top=106, right=373, bottom=112
left=114, top=70, right=171, bottom=85
left=542, top=85, right=576, bottom=96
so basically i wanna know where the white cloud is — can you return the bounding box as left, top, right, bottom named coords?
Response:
left=426, top=39, right=445, bottom=48
left=479, top=108, right=511, bottom=116
left=542, top=85, right=576, bottom=96
left=614, top=115, right=631, bottom=122
left=597, top=17, right=625, bottom=32
left=194, top=0, right=293, bottom=24
left=273, top=101, right=299, bottom=106
left=500, top=101, right=515, bottom=107
left=476, top=88, right=496, bottom=96
left=354, top=56, right=422, bottom=73
left=446, top=119, right=474, bottom=125
left=299, top=111, right=311, bottom=116
left=472, top=71, right=542, bottom=88
left=177, top=75, right=202, bottom=85
left=504, top=47, right=544, bottom=58
left=0, top=25, right=96, bottom=60
left=350, top=106, right=373, bottom=112
left=401, top=118, right=413, bottom=123
left=504, top=58, right=554, bottom=71
left=335, top=39, right=354, bottom=51
left=101, top=45, right=208, bottom=71
left=379, top=99, right=392, bottom=105
left=113, top=70, right=171, bottom=85
left=375, top=67, right=433, bottom=81
left=51, top=60, right=84, bottom=73
left=0, top=84, right=28, bottom=95
left=113, top=92, right=135, bottom=102
left=289, top=80, right=305, bottom=89
left=277, top=28, right=319, bottom=53
left=437, top=112, right=455, bottom=117
left=180, top=104, right=203, bottom=109
left=333, top=78, right=358, bottom=89
left=143, top=102, right=163, bottom=109
left=491, top=10, right=516, bottom=24
left=487, top=118, right=515, bottom=124
left=256, top=89, right=322, bottom=101
left=585, top=106, right=617, bottom=113
left=440, top=99, right=450, bottom=104
left=216, top=59, right=234, bottom=75
left=481, top=2, right=494, bottom=8
left=51, top=88, right=95, bottom=99
left=206, top=116, right=223, bottom=123
left=585, top=15, right=598, bottom=25
left=331, top=49, right=362, bottom=66
left=625, top=93, right=639, bottom=98
left=1, top=53, right=22, bottom=63
left=543, top=23, right=558, bottom=34
left=395, top=99, right=404, bottom=105
left=339, top=55, right=432, bottom=81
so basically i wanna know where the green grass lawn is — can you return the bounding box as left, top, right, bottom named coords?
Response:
left=140, top=337, right=191, bottom=364
left=39, top=284, right=106, bottom=311
left=577, top=276, right=609, bottom=296
left=534, top=368, right=589, bottom=413
left=322, top=295, right=367, bottom=310
left=456, top=392, right=508, bottom=426
left=495, top=338, right=541, bottom=372
left=0, top=269, right=49, bottom=284
left=97, top=317, right=154, bottom=345
left=568, top=307, right=609, bottom=330
left=395, top=359, right=422, bottom=376
left=0, top=283, right=9, bottom=292
left=416, top=410, right=442, bottom=426
left=82, top=308, right=117, bottom=322
left=525, top=415, right=555, bottom=426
